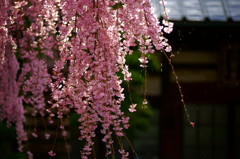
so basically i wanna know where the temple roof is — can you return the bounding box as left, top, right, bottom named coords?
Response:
left=150, top=0, right=240, bottom=21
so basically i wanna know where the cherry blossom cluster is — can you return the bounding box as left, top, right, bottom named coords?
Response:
left=0, top=38, right=26, bottom=152
left=11, top=0, right=58, bottom=117
left=0, top=0, right=11, bottom=69
left=0, top=0, right=173, bottom=158
left=0, top=0, right=56, bottom=155
left=0, top=0, right=27, bottom=152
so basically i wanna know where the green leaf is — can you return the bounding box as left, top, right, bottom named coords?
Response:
left=112, top=2, right=124, bottom=10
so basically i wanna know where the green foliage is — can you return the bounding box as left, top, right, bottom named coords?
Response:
left=23, top=16, right=31, bottom=28
left=0, top=122, right=27, bottom=159
left=121, top=49, right=160, bottom=139
left=111, top=2, right=124, bottom=10
left=69, top=113, right=80, bottom=126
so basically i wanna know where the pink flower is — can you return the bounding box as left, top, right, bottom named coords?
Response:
left=143, top=99, right=148, bottom=105
left=129, top=104, right=137, bottom=113
left=164, top=26, right=173, bottom=34
left=190, top=122, right=195, bottom=128
left=62, top=130, right=67, bottom=137
left=139, top=56, right=148, bottom=64
left=165, top=46, right=172, bottom=52
left=31, top=132, right=38, bottom=138
left=45, top=133, right=50, bottom=140
left=48, top=150, right=56, bottom=157
left=27, top=151, right=33, bottom=159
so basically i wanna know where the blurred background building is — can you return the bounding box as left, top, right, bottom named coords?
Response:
left=138, top=0, right=240, bottom=159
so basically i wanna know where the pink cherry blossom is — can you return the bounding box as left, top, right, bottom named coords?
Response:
left=48, top=150, right=56, bottom=157
left=27, top=151, right=33, bottom=159
left=45, top=133, right=51, bottom=140
left=129, top=104, right=137, bottom=112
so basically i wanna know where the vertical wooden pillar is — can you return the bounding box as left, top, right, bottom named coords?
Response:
left=161, top=97, right=183, bottom=159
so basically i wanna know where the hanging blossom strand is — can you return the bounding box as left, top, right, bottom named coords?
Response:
left=0, top=0, right=27, bottom=152
left=0, top=39, right=26, bottom=152
left=50, top=1, right=130, bottom=158
left=160, top=0, right=194, bottom=127
left=14, top=0, right=55, bottom=117
left=0, top=0, right=10, bottom=69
